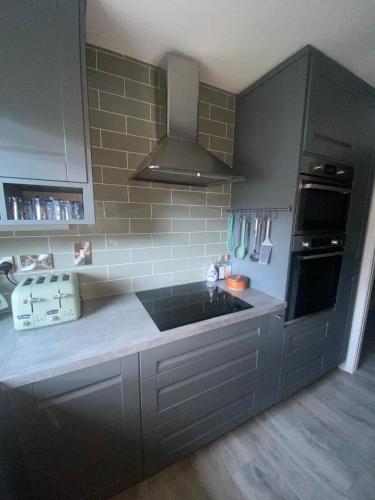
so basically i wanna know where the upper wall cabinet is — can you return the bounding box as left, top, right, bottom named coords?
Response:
left=303, top=51, right=363, bottom=164
left=0, top=0, right=94, bottom=227
left=0, top=0, right=88, bottom=183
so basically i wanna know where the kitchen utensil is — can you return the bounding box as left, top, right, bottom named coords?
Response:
left=226, top=274, right=250, bottom=290
left=250, top=216, right=260, bottom=261
left=259, top=216, right=273, bottom=264
left=226, top=213, right=235, bottom=252
left=235, top=217, right=247, bottom=259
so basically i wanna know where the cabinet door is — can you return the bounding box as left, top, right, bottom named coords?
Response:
left=279, top=311, right=333, bottom=399
left=330, top=147, right=375, bottom=369
left=140, top=316, right=269, bottom=475
left=260, top=310, right=285, bottom=410
left=303, top=52, right=362, bottom=164
left=6, top=356, right=142, bottom=500
left=0, top=0, right=87, bottom=183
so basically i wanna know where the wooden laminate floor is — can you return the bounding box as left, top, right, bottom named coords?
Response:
left=113, top=346, right=375, bottom=500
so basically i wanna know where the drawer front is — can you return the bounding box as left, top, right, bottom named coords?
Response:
left=140, top=316, right=267, bottom=379
left=141, top=317, right=268, bottom=431
left=141, top=362, right=261, bottom=431
left=33, top=359, right=121, bottom=400
left=279, top=312, right=330, bottom=398
left=143, top=392, right=257, bottom=476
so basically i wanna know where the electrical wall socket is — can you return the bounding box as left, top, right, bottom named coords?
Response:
left=0, top=256, right=14, bottom=272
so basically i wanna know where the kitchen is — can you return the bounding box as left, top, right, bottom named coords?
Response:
left=1, top=1, right=375, bottom=499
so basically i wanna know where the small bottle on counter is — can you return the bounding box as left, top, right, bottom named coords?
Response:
left=206, top=259, right=219, bottom=284
left=223, top=254, right=232, bottom=278
left=217, top=255, right=226, bottom=280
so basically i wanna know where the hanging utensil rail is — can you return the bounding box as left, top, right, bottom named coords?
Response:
left=227, top=206, right=292, bottom=217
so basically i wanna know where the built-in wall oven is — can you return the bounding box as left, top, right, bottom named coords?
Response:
left=286, top=235, right=344, bottom=321
left=287, top=155, right=354, bottom=321
left=295, top=155, right=353, bottom=234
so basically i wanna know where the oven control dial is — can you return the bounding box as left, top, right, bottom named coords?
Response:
left=301, top=241, right=311, bottom=249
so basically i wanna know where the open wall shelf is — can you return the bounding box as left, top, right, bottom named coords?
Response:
left=0, top=177, right=94, bottom=228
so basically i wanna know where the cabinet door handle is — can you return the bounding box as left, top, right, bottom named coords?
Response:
left=301, top=183, right=351, bottom=194
left=275, top=314, right=284, bottom=319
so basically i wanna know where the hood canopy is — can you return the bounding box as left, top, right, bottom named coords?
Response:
left=131, top=53, right=244, bottom=187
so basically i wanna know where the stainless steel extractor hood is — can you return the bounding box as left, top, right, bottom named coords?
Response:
left=131, top=53, right=245, bottom=187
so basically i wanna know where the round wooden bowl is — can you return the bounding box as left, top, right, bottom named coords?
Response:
left=226, top=274, right=250, bottom=291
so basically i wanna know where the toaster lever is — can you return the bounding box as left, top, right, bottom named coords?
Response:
left=22, top=297, right=41, bottom=304
left=52, top=292, right=69, bottom=299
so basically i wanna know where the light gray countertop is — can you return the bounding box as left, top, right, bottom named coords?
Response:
left=0, top=283, right=286, bottom=390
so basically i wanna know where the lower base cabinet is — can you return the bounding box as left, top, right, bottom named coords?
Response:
left=139, top=314, right=282, bottom=476
left=4, top=308, right=347, bottom=498
left=5, top=355, right=142, bottom=500
left=279, top=310, right=335, bottom=399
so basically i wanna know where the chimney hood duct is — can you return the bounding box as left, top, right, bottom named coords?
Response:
left=131, top=53, right=245, bottom=187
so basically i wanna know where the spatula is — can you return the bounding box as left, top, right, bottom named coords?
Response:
left=249, top=216, right=260, bottom=261
left=226, top=213, right=235, bottom=253
left=259, top=216, right=272, bottom=265
left=235, top=217, right=247, bottom=259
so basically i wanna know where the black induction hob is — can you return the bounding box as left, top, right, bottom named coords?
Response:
left=136, top=281, right=253, bottom=331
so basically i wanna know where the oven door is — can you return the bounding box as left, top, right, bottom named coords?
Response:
left=295, top=177, right=351, bottom=234
left=287, top=250, right=343, bottom=321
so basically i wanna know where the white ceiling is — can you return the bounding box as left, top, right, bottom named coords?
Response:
left=86, top=0, right=375, bottom=94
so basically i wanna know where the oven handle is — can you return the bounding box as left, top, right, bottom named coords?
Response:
left=298, top=251, right=344, bottom=261
left=301, top=183, right=351, bottom=194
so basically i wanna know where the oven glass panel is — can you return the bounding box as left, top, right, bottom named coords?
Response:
left=287, top=252, right=343, bottom=320
left=297, top=186, right=350, bottom=233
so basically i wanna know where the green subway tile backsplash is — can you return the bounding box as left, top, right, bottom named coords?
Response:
left=2, top=44, right=234, bottom=299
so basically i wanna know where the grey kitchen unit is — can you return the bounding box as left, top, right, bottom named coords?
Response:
left=140, top=315, right=270, bottom=476
left=303, top=51, right=363, bottom=165
left=279, top=310, right=334, bottom=399
left=0, top=0, right=95, bottom=226
left=232, top=45, right=375, bottom=397
left=5, top=355, right=142, bottom=500
left=4, top=309, right=286, bottom=499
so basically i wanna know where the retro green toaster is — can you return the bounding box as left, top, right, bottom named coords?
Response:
left=11, top=273, right=81, bottom=330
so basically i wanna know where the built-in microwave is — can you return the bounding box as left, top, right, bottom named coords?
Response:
left=294, top=155, right=354, bottom=235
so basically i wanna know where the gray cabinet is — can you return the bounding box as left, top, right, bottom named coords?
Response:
left=233, top=45, right=374, bottom=379
left=0, top=0, right=88, bottom=183
left=260, top=310, right=285, bottom=410
left=232, top=53, right=309, bottom=299
left=279, top=311, right=334, bottom=399
left=0, top=0, right=95, bottom=227
left=140, top=316, right=269, bottom=475
left=303, top=51, right=362, bottom=164
left=5, top=356, right=142, bottom=500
